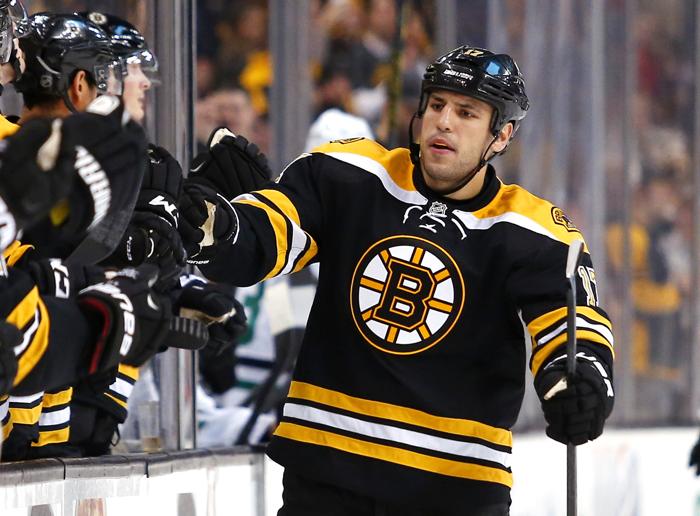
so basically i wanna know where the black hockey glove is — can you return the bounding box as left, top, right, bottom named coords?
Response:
left=187, top=128, right=271, bottom=199
left=0, top=117, right=76, bottom=249
left=535, top=350, right=614, bottom=446
left=27, top=258, right=106, bottom=299
left=0, top=321, right=21, bottom=396
left=106, top=211, right=186, bottom=284
left=77, top=265, right=172, bottom=373
left=137, top=145, right=183, bottom=228
left=68, top=400, right=121, bottom=458
left=172, top=275, right=247, bottom=355
left=59, top=95, right=148, bottom=236
left=178, top=182, right=238, bottom=265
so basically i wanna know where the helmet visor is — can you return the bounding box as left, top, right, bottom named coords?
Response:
left=123, top=48, right=158, bottom=83
left=98, top=60, right=123, bottom=96
left=480, top=55, right=518, bottom=77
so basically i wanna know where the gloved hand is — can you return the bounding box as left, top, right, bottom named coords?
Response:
left=59, top=95, right=148, bottom=236
left=172, top=274, right=247, bottom=355
left=0, top=116, right=76, bottom=249
left=137, top=144, right=183, bottom=228
left=535, top=351, right=614, bottom=445
left=77, top=264, right=172, bottom=373
left=179, top=129, right=269, bottom=265
left=107, top=211, right=186, bottom=282
left=178, top=183, right=238, bottom=265
left=0, top=320, right=21, bottom=395
left=187, top=128, right=271, bottom=198
left=27, top=258, right=106, bottom=299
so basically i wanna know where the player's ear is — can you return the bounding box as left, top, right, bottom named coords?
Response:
left=492, top=123, right=513, bottom=154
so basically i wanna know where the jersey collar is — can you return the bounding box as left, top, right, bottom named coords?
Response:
left=413, top=163, right=501, bottom=212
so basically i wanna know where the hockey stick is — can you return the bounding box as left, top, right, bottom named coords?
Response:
left=564, top=238, right=584, bottom=516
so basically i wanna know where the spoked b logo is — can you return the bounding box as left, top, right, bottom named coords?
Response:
left=350, top=235, right=465, bottom=355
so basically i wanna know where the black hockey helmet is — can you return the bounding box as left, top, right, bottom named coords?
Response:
left=79, top=11, right=158, bottom=81
left=0, top=0, right=27, bottom=63
left=418, top=45, right=529, bottom=135
left=13, top=13, right=122, bottom=102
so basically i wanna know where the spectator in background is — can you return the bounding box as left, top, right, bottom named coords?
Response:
left=321, top=0, right=378, bottom=91
left=195, top=88, right=264, bottom=154
left=196, top=2, right=218, bottom=98
left=312, top=62, right=354, bottom=118
left=361, top=0, right=397, bottom=63
left=606, top=173, right=684, bottom=422
left=215, top=2, right=270, bottom=115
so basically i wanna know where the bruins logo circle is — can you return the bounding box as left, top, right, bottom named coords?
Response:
left=350, top=235, right=465, bottom=355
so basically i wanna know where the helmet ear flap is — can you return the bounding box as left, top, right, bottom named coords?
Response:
left=408, top=112, right=421, bottom=164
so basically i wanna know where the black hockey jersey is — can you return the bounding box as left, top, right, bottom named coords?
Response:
left=200, top=139, right=614, bottom=510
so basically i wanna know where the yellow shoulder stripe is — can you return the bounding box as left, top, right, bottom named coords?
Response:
left=474, top=183, right=588, bottom=249
left=313, top=139, right=417, bottom=194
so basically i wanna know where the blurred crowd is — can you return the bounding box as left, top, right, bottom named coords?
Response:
left=604, top=0, right=695, bottom=423
left=195, top=0, right=435, bottom=154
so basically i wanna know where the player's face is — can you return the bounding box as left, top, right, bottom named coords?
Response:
left=122, top=62, right=151, bottom=122
left=418, top=90, right=499, bottom=193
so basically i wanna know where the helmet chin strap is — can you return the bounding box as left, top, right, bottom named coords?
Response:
left=409, top=110, right=502, bottom=197
left=62, top=91, right=78, bottom=113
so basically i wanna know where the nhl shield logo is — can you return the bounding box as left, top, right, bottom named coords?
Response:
left=350, top=235, right=465, bottom=355
left=428, top=201, right=447, bottom=216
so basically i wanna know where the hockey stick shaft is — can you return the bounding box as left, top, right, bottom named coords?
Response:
left=565, top=239, right=584, bottom=516
left=566, top=283, right=577, bottom=516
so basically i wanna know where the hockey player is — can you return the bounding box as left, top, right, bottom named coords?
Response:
left=80, top=11, right=185, bottom=282
left=0, top=11, right=164, bottom=395
left=0, top=2, right=121, bottom=251
left=180, top=45, right=615, bottom=515
left=49, top=12, right=247, bottom=458
left=0, top=12, right=161, bottom=459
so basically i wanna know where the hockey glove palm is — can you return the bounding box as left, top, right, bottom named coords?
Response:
left=77, top=265, right=172, bottom=373
left=535, top=351, right=614, bottom=446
